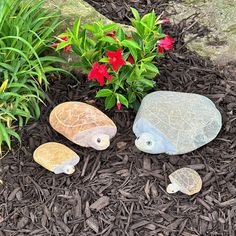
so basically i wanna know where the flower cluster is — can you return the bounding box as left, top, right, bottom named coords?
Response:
left=52, top=9, right=174, bottom=110
left=88, top=48, right=126, bottom=109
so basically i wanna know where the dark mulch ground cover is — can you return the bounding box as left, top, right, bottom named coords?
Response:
left=1, top=0, right=236, bottom=235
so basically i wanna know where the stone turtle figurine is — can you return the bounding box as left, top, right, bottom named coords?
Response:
left=133, top=91, right=222, bottom=155
left=49, top=102, right=117, bottom=150
left=166, top=167, right=202, bottom=195
left=33, top=142, right=80, bottom=174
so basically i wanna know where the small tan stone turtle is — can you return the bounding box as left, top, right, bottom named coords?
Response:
left=49, top=102, right=117, bottom=150
left=33, top=142, right=80, bottom=174
left=166, top=167, right=202, bottom=195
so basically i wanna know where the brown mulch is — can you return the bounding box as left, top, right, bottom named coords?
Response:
left=1, top=0, right=236, bottom=235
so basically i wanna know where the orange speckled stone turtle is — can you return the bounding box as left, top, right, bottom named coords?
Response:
left=49, top=102, right=117, bottom=150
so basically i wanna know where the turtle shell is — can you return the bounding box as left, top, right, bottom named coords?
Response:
left=133, top=91, right=222, bottom=154
left=169, top=167, right=202, bottom=195
left=49, top=102, right=117, bottom=146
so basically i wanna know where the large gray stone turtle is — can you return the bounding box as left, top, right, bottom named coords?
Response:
left=133, top=91, right=222, bottom=155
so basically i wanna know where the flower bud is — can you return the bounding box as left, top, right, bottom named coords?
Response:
left=116, top=100, right=121, bottom=110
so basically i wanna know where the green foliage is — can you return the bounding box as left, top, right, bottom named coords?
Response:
left=56, top=8, right=173, bottom=110
left=0, top=0, right=65, bottom=154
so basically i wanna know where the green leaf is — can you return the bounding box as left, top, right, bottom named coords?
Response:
left=130, top=20, right=144, bottom=37
left=140, top=78, right=155, bottom=87
left=116, top=28, right=125, bottom=41
left=142, top=55, right=156, bottom=62
left=39, top=56, right=67, bottom=64
left=7, top=128, right=21, bottom=143
left=122, top=52, right=130, bottom=61
left=100, top=36, right=117, bottom=44
left=143, top=62, right=159, bottom=73
left=122, top=40, right=141, bottom=50
left=56, top=41, right=71, bottom=50
left=105, top=95, right=116, bottom=110
left=116, top=94, right=129, bottom=108
left=82, top=23, right=97, bottom=32
left=80, top=29, right=87, bottom=50
left=128, top=91, right=136, bottom=104
left=103, top=23, right=118, bottom=33
left=96, top=89, right=113, bottom=97
left=130, top=7, right=140, bottom=20
left=73, top=18, right=81, bottom=39
left=141, top=11, right=156, bottom=29
left=129, top=47, right=138, bottom=62
left=0, top=122, right=11, bottom=149
left=99, top=57, right=109, bottom=63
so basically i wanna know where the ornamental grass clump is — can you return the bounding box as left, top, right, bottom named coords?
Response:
left=0, top=0, right=66, bottom=154
left=54, top=8, right=174, bottom=110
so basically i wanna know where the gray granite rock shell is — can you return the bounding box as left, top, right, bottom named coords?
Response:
left=133, top=91, right=222, bottom=155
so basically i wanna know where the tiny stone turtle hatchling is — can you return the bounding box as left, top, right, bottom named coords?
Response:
left=33, top=142, right=80, bottom=174
left=166, top=167, right=202, bottom=195
left=133, top=91, right=222, bottom=155
left=49, top=102, right=117, bottom=150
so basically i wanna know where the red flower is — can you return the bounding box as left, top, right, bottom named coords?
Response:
left=127, top=36, right=133, bottom=40
left=160, top=18, right=170, bottom=24
left=63, top=45, right=71, bottom=52
left=88, top=62, right=112, bottom=86
left=51, top=36, right=71, bottom=52
left=158, top=35, right=174, bottom=53
left=128, top=55, right=134, bottom=64
left=116, top=100, right=121, bottom=110
left=106, top=48, right=126, bottom=71
left=158, top=46, right=164, bottom=54
left=106, top=31, right=116, bottom=39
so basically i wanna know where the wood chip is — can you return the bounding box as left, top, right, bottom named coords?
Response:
left=86, top=217, right=99, bottom=233
left=56, top=220, right=71, bottom=233
left=90, top=196, right=110, bottom=211
left=17, top=217, right=29, bottom=229
left=8, top=187, right=21, bottom=201
left=85, top=201, right=91, bottom=218
left=74, top=191, right=82, bottom=218
left=81, top=155, right=90, bottom=177
left=186, top=164, right=205, bottom=170
left=130, top=220, right=149, bottom=230
left=196, top=197, right=211, bottom=211
left=119, top=189, right=134, bottom=198
left=16, top=190, right=23, bottom=201
left=219, top=198, right=236, bottom=207
left=117, top=141, right=127, bottom=149
left=144, top=180, right=151, bottom=200
left=145, top=223, right=156, bottom=230
left=227, top=182, right=236, bottom=195
left=150, top=183, right=158, bottom=198
left=116, top=169, right=130, bottom=177
left=143, top=157, right=151, bottom=170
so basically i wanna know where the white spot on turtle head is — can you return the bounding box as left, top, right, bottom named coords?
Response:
left=90, top=134, right=110, bottom=150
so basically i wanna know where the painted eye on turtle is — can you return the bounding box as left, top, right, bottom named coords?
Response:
left=146, top=141, right=152, bottom=146
left=97, top=138, right=101, bottom=143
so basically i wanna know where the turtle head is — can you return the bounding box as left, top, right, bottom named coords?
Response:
left=62, top=165, right=75, bottom=175
left=135, top=132, right=166, bottom=154
left=166, top=183, right=180, bottom=194
left=90, top=134, right=110, bottom=150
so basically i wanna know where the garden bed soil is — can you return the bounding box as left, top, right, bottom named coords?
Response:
left=1, top=0, right=236, bottom=235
